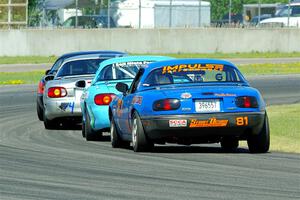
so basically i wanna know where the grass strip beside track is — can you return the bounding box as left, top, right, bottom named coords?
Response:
left=0, top=56, right=57, bottom=65
left=1, top=52, right=300, bottom=64
left=267, top=103, right=300, bottom=153
left=0, top=71, right=44, bottom=85
left=238, top=62, right=300, bottom=76
left=240, top=104, right=300, bottom=154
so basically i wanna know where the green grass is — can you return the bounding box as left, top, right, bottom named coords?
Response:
left=0, top=71, right=44, bottom=85
left=238, top=62, right=300, bottom=76
left=267, top=104, right=300, bottom=153
left=0, top=56, right=57, bottom=64
left=1, top=52, right=300, bottom=64
left=240, top=103, right=300, bottom=153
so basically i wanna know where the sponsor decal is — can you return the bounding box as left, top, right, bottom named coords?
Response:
left=181, top=92, right=192, bottom=99
left=169, top=120, right=187, bottom=127
left=162, top=64, right=224, bottom=74
left=214, top=93, right=236, bottom=97
left=132, top=96, right=143, bottom=105
left=189, top=118, right=228, bottom=128
left=114, top=61, right=152, bottom=67
left=181, top=107, right=192, bottom=111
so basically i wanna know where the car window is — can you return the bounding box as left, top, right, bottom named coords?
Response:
left=143, top=64, right=244, bottom=87
left=56, top=59, right=106, bottom=77
left=78, top=17, right=96, bottom=28
left=98, top=17, right=116, bottom=27
left=128, top=69, right=145, bottom=94
left=276, top=5, right=300, bottom=17
left=50, top=58, right=64, bottom=74
left=291, top=6, right=300, bottom=16
left=62, top=17, right=74, bottom=27
left=97, top=61, right=151, bottom=82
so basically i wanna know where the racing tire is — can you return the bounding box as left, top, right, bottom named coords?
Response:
left=131, top=111, right=154, bottom=152
left=247, top=113, right=270, bottom=153
left=84, top=110, right=102, bottom=141
left=110, top=118, right=130, bottom=148
left=43, top=111, right=57, bottom=130
left=37, top=103, right=44, bottom=121
left=82, top=118, right=86, bottom=138
left=221, top=137, right=239, bottom=152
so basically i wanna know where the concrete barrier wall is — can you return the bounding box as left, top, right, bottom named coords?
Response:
left=0, top=28, right=300, bottom=56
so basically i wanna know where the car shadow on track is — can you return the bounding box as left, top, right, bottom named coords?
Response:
left=52, top=122, right=82, bottom=130
left=75, top=131, right=252, bottom=154
left=151, top=146, right=250, bottom=154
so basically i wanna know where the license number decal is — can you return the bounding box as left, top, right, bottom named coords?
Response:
left=59, top=102, right=75, bottom=113
left=169, top=120, right=187, bottom=127
left=195, top=99, right=220, bottom=113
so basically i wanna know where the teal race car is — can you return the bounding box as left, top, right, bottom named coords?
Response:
left=80, top=56, right=173, bottom=140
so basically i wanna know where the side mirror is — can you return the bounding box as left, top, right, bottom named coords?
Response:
left=76, top=80, right=86, bottom=88
left=116, top=82, right=128, bottom=95
left=45, top=69, right=51, bottom=75
left=44, top=75, right=55, bottom=82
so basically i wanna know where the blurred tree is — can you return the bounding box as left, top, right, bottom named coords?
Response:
left=28, top=0, right=41, bottom=26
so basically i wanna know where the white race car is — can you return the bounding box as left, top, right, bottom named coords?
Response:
left=43, top=53, right=123, bottom=129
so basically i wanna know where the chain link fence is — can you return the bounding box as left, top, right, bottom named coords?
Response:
left=0, top=0, right=28, bottom=29
left=0, top=0, right=299, bottom=29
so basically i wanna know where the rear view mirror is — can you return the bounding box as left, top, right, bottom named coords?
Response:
left=76, top=80, right=86, bottom=88
left=116, top=82, right=128, bottom=95
left=45, top=69, right=51, bottom=75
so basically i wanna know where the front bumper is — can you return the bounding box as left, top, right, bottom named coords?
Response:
left=141, top=112, right=265, bottom=142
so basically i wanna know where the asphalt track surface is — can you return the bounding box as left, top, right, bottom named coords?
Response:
left=1, top=57, right=300, bottom=72
left=0, top=75, right=300, bottom=200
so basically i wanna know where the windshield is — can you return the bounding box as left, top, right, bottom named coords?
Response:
left=143, top=64, right=245, bottom=87
left=97, top=61, right=152, bottom=81
left=56, top=59, right=106, bottom=77
left=275, top=5, right=300, bottom=17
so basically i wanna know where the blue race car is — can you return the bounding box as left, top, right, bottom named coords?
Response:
left=80, top=56, right=173, bottom=141
left=109, top=59, right=270, bottom=153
